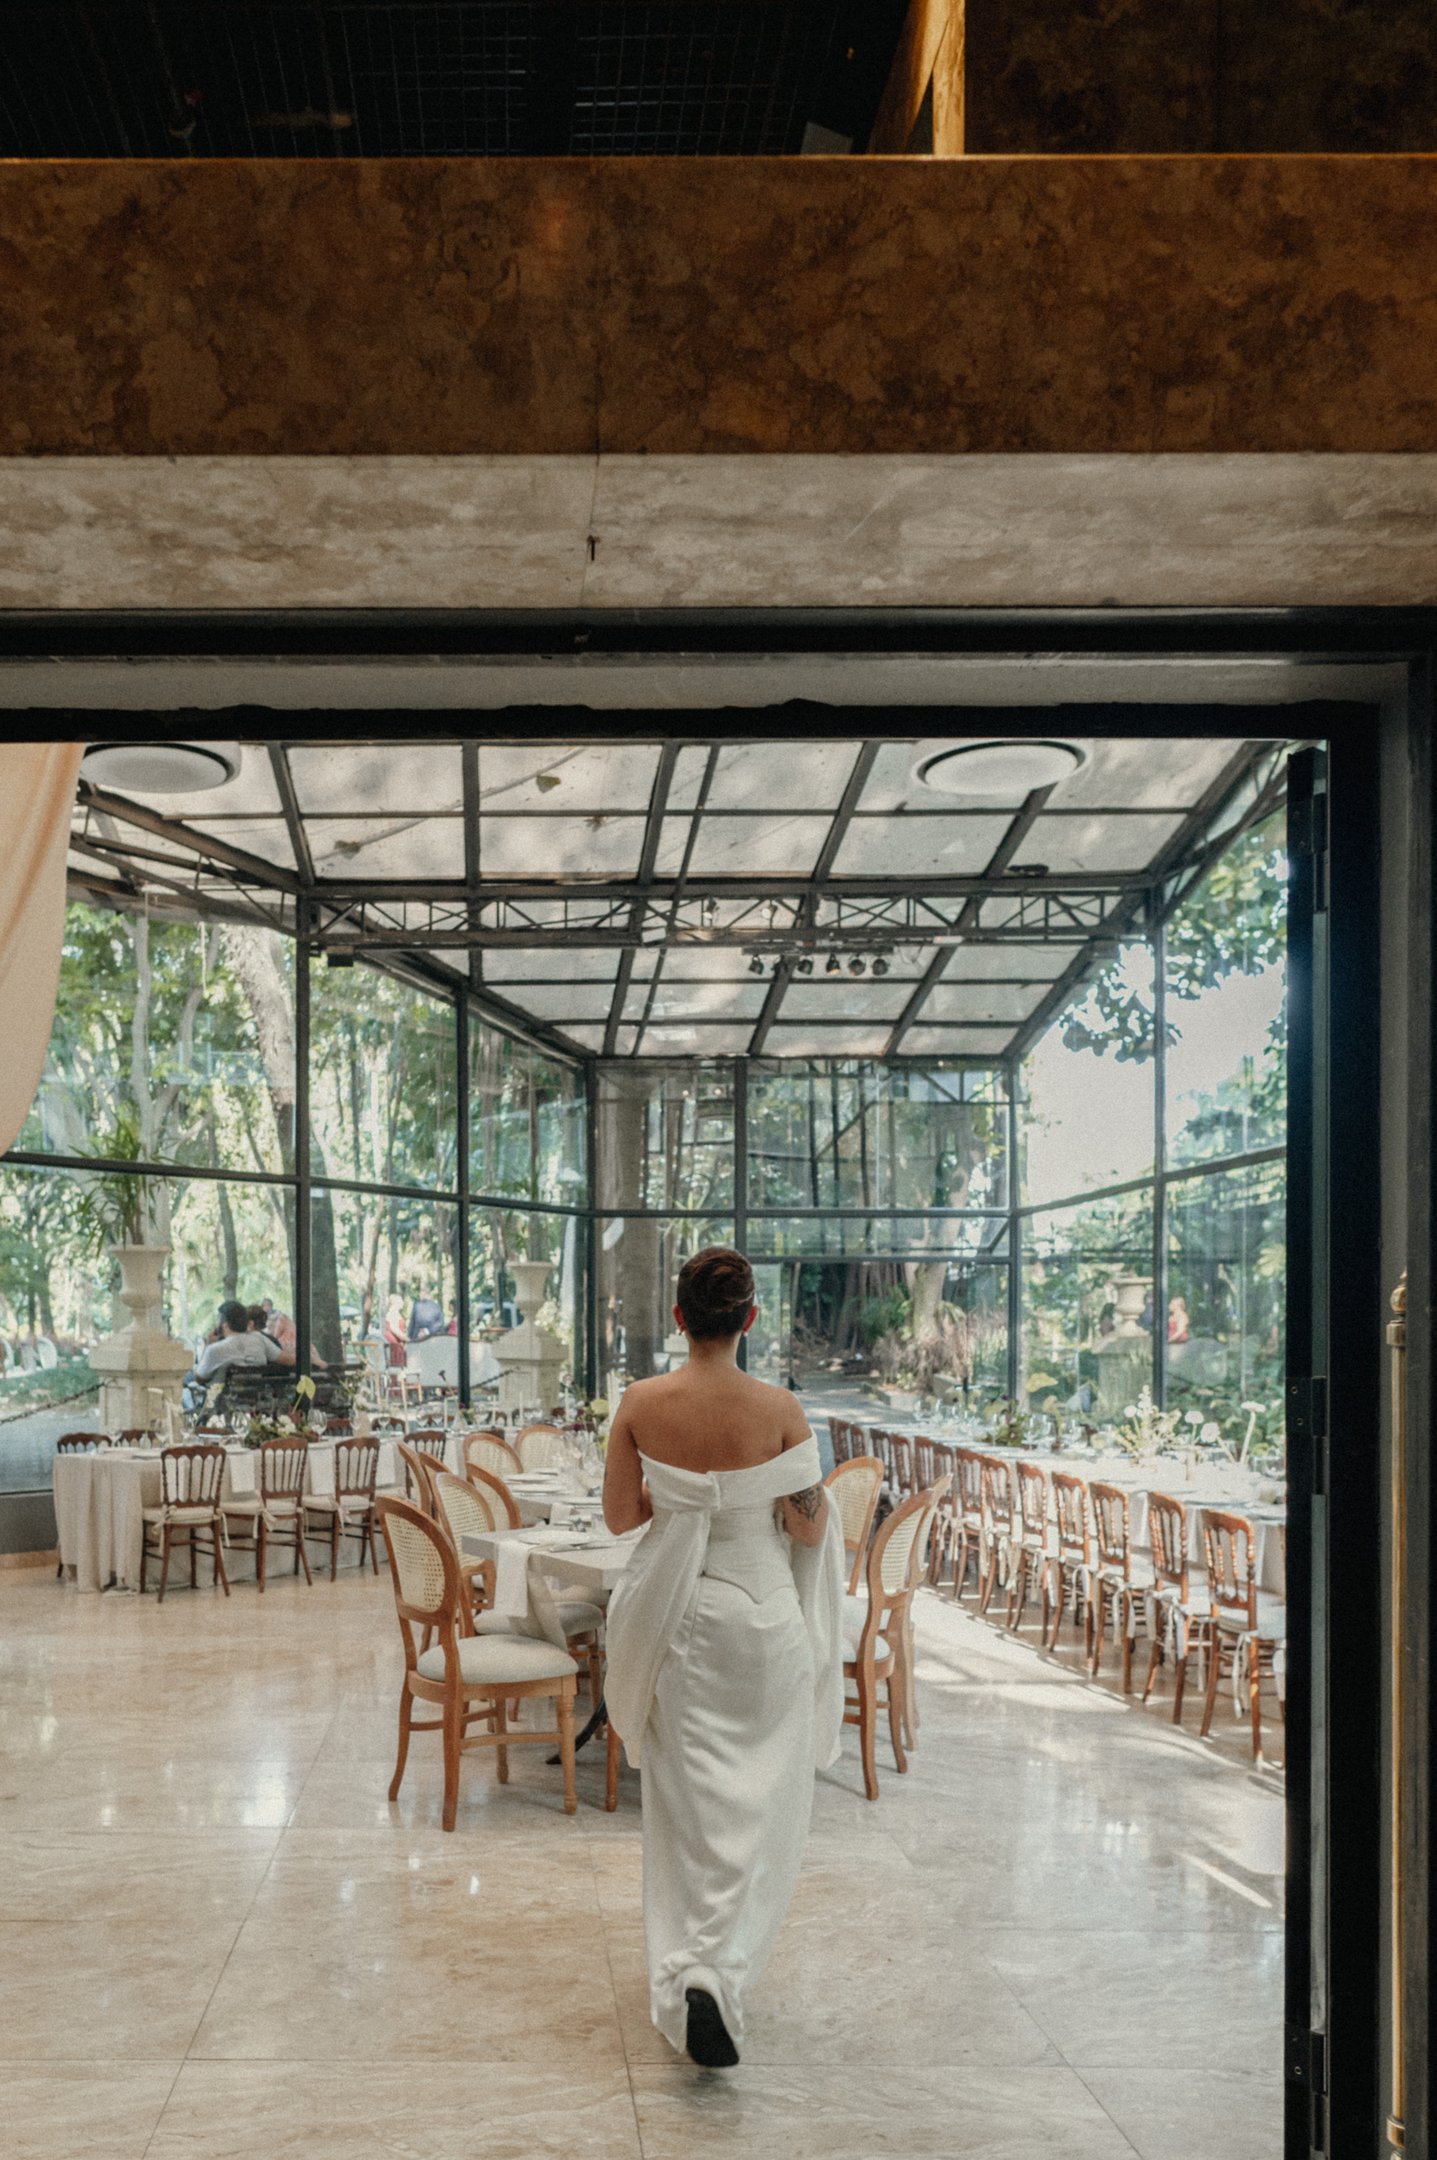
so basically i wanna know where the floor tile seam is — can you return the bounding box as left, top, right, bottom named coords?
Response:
left=591, top=1857, right=649, bottom=2157
left=134, top=2059, right=188, bottom=2160
left=1066, top=2060, right=1151, bottom=2159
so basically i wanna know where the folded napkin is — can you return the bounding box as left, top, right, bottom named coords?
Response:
left=491, top=1533, right=533, bottom=1618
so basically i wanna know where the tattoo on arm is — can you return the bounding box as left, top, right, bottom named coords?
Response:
left=789, top=1484, right=823, bottom=1521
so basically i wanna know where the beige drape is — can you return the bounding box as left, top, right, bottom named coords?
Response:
left=0, top=743, right=83, bottom=1154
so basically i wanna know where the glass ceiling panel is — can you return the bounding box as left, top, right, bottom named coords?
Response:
left=650, top=946, right=758, bottom=982
left=478, top=743, right=661, bottom=813
left=639, top=1024, right=753, bottom=1056
left=307, top=817, right=463, bottom=879
left=779, top=981, right=911, bottom=1021
left=668, top=741, right=855, bottom=813
left=117, top=757, right=284, bottom=820
left=946, top=942, right=1077, bottom=981
left=1011, top=811, right=1185, bottom=874
left=920, top=981, right=1050, bottom=1024
left=560, top=1024, right=607, bottom=1051
left=289, top=744, right=463, bottom=816
left=625, top=980, right=766, bottom=1021
left=832, top=814, right=1012, bottom=877
left=903, top=1026, right=1017, bottom=1056
left=1057, top=737, right=1245, bottom=809
left=185, top=816, right=297, bottom=871
left=478, top=815, right=645, bottom=878
left=656, top=814, right=831, bottom=878
left=858, top=737, right=1247, bottom=816
left=482, top=949, right=618, bottom=983
left=764, top=1024, right=893, bottom=1058
left=506, top=985, right=616, bottom=1022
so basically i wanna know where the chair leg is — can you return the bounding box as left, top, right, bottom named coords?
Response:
left=213, top=1519, right=230, bottom=1598
left=294, top=1515, right=312, bottom=1586
left=189, top=1529, right=198, bottom=1589
left=979, top=1538, right=1001, bottom=1615
left=1090, top=1588, right=1107, bottom=1675
left=140, top=1531, right=149, bottom=1596
left=157, top=1526, right=173, bottom=1605
left=441, top=1692, right=462, bottom=1832
left=886, top=1669, right=908, bottom=1774
left=558, top=1687, right=577, bottom=1815
left=1199, top=1630, right=1224, bottom=1737
left=1141, top=1624, right=1163, bottom=1702
left=1120, top=1595, right=1135, bottom=1693
left=494, top=1698, right=509, bottom=1783
left=1044, top=1562, right=1062, bottom=1649
left=368, top=1510, right=380, bottom=1574
left=330, top=1513, right=340, bottom=1583
left=389, top=1687, right=414, bottom=1800
left=257, top=1517, right=268, bottom=1593
left=1248, top=1638, right=1263, bottom=1760
left=605, top=1717, right=620, bottom=1812
left=858, top=1664, right=879, bottom=1800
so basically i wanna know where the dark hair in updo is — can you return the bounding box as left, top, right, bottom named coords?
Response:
left=675, top=1246, right=756, bottom=1341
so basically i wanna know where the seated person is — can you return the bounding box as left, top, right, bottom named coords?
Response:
left=189, top=1300, right=282, bottom=1388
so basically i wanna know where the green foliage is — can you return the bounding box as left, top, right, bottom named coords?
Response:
left=1060, top=813, right=1287, bottom=1068
left=856, top=1285, right=910, bottom=1347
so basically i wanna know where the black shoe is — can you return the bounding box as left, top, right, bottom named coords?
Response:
left=685, top=1986, right=739, bottom=2068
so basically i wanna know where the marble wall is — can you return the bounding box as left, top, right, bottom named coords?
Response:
left=2, top=157, right=1436, bottom=459
left=964, top=0, right=1437, bottom=153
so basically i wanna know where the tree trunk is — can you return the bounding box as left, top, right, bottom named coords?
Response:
left=216, top=1180, right=239, bottom=1303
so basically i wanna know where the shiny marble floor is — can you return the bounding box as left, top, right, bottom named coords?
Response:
left=0, top=1560, right=1282, bottom=2159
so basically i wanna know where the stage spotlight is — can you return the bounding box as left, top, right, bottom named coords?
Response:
left=748, top=955, right=764, bottom=975
left=796, top=956, right=814, bottom=975
left=873, top=956, right=890, bottom=976
left=848, top=955, right=865, bottom=976
left=825, top=953, right=841, bottom=975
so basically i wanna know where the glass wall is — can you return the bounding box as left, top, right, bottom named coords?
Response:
left=4, top=897, right=589, bottom=1487
left=1015, top=808, right=1287, bottom=1444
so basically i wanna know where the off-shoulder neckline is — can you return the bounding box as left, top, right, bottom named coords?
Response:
left=637, top=1433, right=815, bottom=1480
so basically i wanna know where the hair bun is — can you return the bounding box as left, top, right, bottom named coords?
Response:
left=675, top=1246, right=756, bottom=1342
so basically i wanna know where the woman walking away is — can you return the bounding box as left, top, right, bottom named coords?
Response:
left=603, top=1248, right=844, bottom=2069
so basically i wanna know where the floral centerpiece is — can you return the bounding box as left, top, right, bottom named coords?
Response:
left=242, top=1375, right=318, bottom=1448
left=1110, top=1387, right=1187, bottom=1460
left=979, top=1397, right=1043, bottom=1450
left=569, top=1394, right=611, bottom=1450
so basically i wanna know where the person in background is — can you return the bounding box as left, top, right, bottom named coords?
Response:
left=1168, top=1295, right=1191, bottom=1344
left=444, top=1300, right=460, bottom=1336
left=189, top=1300, right=282, bottom=1389
left=408, top=1287, right=445, bottom=1341
left=383, top=1293, right=407, bottom=1367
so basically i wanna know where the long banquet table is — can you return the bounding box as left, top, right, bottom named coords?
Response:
left=53, top=1433, right=441, bottom=1591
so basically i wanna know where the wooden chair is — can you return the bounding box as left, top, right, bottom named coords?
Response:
left=827, top=1416, right=852, bottom=1468
left=842, top=1481, right=948, bottom=1800
left=977, top=1454, right=1015, bottom=1614
left=55, top=1431, right=109, bottom=1451
left=398, top=1439, right=446, bottom=1515
left=1088, top=1481, right=1151, bottom=1691
left=462, top=1430, right=525, bottom=1484
left=868, top=1427, right=895, bottom=1485
left=888, top=1432, right=915, bottom=1503
left=1008, top=1460, right=1051, bottom=1633
left=140, top=1443, right=229, bottom=1602
left=912, top=1434, right=937, bottom=1489
left=376, top=1495, right=579, bottom=1829
left=824, top=1455, right=885, bottom=1595
left=431, top=1469, right=605, bottom=1701
left=1198, top=1509, right=1287, bottom=1761
left=221, top=1437, right=313, bottom=1590
left=1140, top=1491, right=1213, bottom=1722
left=116, top=1428, right=159, bottom=1445
left=924, top=1440, right=957, bottom=1584
left=303, top=1436, right=382, bottom=1579
left=1045, top=1471, right=1093, bottom=1653
left=514, top=1423, right=567, bottom=1471
left=944, top=1447, right=985, bottom=1599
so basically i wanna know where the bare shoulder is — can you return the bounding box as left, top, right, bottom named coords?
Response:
left=737, top=1371, right=810, bottom=1441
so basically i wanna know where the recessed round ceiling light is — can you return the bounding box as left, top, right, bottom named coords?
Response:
left=912, top=739, right=1085, bottom=798
left=82, top=741, right=242, bottom=794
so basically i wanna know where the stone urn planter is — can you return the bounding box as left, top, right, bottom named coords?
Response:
left=494, top=1258, right=565, bottom=1415
left=88, top=1243, right=193, bottom=1435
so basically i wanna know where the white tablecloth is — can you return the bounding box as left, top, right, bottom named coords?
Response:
left=55, top=1435, right=407, bottom=1592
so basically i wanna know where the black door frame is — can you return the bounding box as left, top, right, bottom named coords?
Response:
left=6, top=601, right=1421, bottom=2158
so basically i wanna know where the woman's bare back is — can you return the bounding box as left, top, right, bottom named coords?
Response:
left=620, top=1360, right=809, bottom=1473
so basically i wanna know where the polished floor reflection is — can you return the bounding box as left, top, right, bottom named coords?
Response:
left=0, top=1559, right=1281, bottom=2159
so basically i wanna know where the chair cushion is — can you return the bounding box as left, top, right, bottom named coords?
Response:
left=415, top=1636, right=579, bottom=1688
left=142, top=1504, right=219, bottom=1525
left=469, top=1601, right=603, bottom=1639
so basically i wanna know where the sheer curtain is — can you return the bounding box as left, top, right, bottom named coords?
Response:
left=0, top=742, right=83, bottom=1152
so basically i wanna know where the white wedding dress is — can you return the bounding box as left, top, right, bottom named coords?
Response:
left=604, top=1435, right=845, bottom=2054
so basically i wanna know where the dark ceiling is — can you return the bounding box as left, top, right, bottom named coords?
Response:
left=1, top=1, right=906, bottom=157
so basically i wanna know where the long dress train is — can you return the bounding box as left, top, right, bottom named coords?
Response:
left=603, top=1436, right=844, bottom=2053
